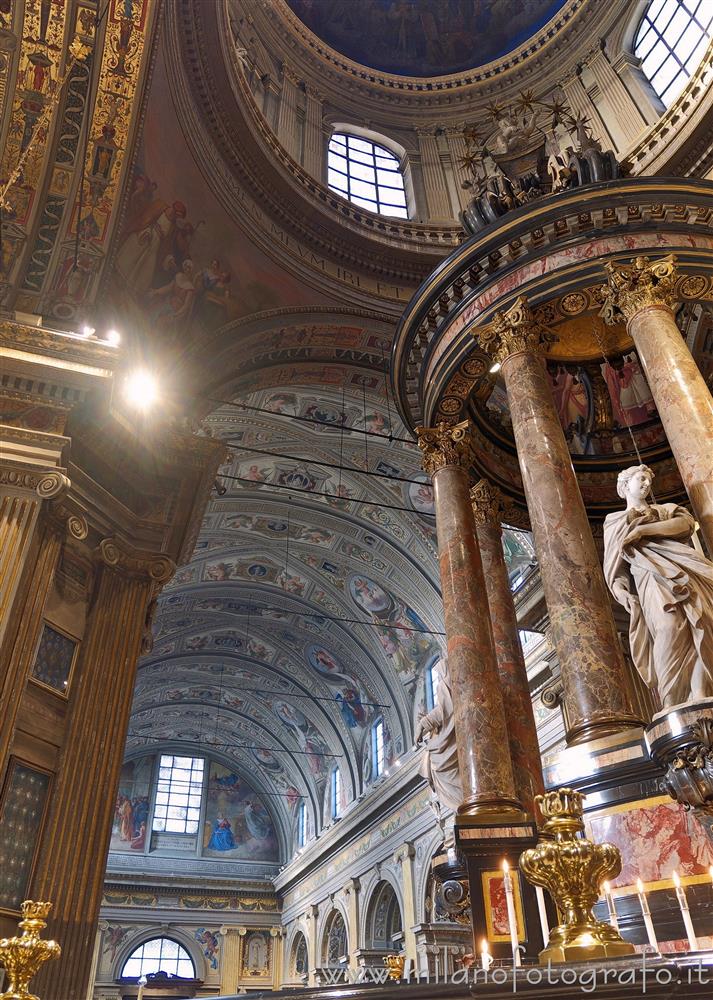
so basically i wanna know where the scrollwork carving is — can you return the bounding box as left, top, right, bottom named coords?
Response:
left=97, top=538, right=176, bottom=584
left=598, top=254, right=679, bottom=325
left=475, top=295, right=557, bottom=365
left=416, top=419, right=474, bottom=476
left=36, top=471, right=71, bottom=500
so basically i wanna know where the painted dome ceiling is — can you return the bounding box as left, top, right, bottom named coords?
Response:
left=285, top=0, right=568, bottom=77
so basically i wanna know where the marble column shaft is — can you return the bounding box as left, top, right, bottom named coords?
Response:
left=30, top=543, right=173, bottom=1000
left=417, top=422, right=524, bottom=819
left=477, top=300, right=642, bottom=745
left=471, top=485, right=544, bottom=816
left=394, top=843, right=418, bottom=963
left=600, top=256, right=713, bottom=555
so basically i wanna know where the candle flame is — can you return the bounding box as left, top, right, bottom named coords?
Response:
left=502, top=859, right=509, bottom=873
left=672, top=870, right=681, bottom=888
left=636, top=878, right=645, bottom=893
left=603, top=881, right=610, bottom=893
left=481, top=939, right=489, bottom=953
left=709, top=865, right=713, bottom=880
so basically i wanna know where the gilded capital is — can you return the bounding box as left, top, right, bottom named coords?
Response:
left=598, top=254, right=678, bottom=324
left=416, top=419, right=474, bottom=476
left=475, top=295, right=556, bottom=365
left=469, top=478, right=504, bottom=527
left=97, top=538, right=176, bottom=584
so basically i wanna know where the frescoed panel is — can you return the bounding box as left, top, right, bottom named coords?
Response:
left=31, top=623, right=77, bottom=693
left=240, top=930, right=272, bottom=980
left=202, top=763, right=278, bottom=861
left=585, top=797, right=713, bottom=889
left=111, top=756, right=153, bottom=852
left=0, top=760, right=51, bottom=912
left=481, top=869, right=525, bottom=943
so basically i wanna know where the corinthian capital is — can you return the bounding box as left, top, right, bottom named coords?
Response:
left=598, top=254, right=678, bottom=324
left=416, top=419, right=474, bottom=476
left=469, top=478, right=504, bottom=527
left=475, top=295, right=556, bottom=365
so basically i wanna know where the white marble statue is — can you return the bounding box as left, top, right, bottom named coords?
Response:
left=603, top=465, right=713, bottom=708
left=416, top=660, right=462, bottom=843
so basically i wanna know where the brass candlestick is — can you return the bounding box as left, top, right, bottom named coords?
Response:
left=520, top=788, right=634, bottom=964
left=0, top=901, right=61, bottom=1000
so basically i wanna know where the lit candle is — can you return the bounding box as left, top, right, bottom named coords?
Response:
left=502, top=860, right=522, bottom=967
left=481, top=939, right=493, bottom=971
left=709, top=865, right=713, bottom=888
left=535, top=885, right=550, bottom=945
left=603, top=880, right=619, bottom=932
left=636, top=878, right=659, bottom=953
left=137, top=975, right=147, bottom=1000
left=672, top=871, right=699, bottom=951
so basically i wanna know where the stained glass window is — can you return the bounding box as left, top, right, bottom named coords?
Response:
left=151, top=755, right=204, bottom=834
left=635, top=0, right=713, bottom=105
left=372, top=719, right=385, bottom=778
left=327, top=133, right=408, bottom=218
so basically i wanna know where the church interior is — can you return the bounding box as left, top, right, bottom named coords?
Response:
left=2, top=0, right=713, bottom=998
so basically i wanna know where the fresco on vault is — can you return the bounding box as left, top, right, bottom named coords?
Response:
left=348, top=574, right=440, bottom=678
left=270, top=700, right=330, bottom=778
left=203, top=762, right=278, bottom=861
left=110, top=51, right=319, bottom=344
left=287, top=0, right=566, bottom=78
left=306, top=643, right=369, bottom=728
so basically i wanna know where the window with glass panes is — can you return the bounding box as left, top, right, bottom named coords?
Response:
left=327, top=133, right=408, bottom=218
left=121, top=938, right=195, bottom=979
left=372, top=719, right=385, bottom=778
left=151, top=755, right=204, bottom=834
left=425, top=662, right=439, bottom=712
left=635, top=0, right=713, bottom=105
left=331, top=766, right=342, bottom=819
left=297, top=800, right=306, bottom=847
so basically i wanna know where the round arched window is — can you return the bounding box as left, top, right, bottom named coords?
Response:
left=635, top=0, right=713, bottom=105
left=120, top=937, right=195, bottom=979
left=327, top=133, right=408, bottom=218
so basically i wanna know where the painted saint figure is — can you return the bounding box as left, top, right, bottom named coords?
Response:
left=603, top=465, right=713, bottom=707
left=207, top=812, right=236, bottom=851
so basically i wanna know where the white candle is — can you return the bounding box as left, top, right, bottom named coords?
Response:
left=709, top=865, right=713, bottom=888
left=603, top=880, right=619, bottom=931
left=137, top=976, right=147, bottom=1000
left=481, top=939, right=493, bottom=971
left=672, top=871, right=699, bottom=951
left=636, top=878, right=659, bottom=953
left=502, top=860, right=522, bottom=966
left=535, top=885, right=550, bottom=945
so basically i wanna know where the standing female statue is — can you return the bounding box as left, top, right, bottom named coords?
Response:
left=416, top=660, right=462, bottom=843
left=603, top=465, right=713, bottom=708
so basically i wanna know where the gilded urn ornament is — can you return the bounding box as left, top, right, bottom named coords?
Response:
left=519, top=788, right=634, bottom=964
left=0, top=900, right=61, bottom=1000
left=383, top=954, right=405, bottom=980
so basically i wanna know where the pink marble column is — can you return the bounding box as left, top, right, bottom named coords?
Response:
left=600, top=255, right=713, bottom=555
left=417, top=421, right=527, bottom=821
left=470, top=479, right=545, bottom=817
left=476, top=298, right=643, bottom=746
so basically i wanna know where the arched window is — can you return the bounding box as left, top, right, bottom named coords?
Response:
left=296, top=800, right=306, bottom=848
left=371, top=719, right=385, bottom=778
left=331, top=766, right=342, bottom=819
left=327, top=133, right=408, bottom=218
left=635, top=0, right=713, bottom=105
left=121, top=937, right=195, bottom=979
left=425, top=662, right=439, bottom=712
left=151, top=754, right=204, bottom=834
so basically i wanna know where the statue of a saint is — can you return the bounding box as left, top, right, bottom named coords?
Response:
left=603, top=465, right=713, bottom=708
left=416, top=660, right=462, bottom=841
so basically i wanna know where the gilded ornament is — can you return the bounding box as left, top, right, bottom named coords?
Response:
left=0, top=900, right=61, bottom=1000
left=469, top=479, right=503, bottom=527
left=519, top=788, right=634, bottom=964
left=416, top=420, right=474, bottom=476
left=384, top=955, right=405, bottom=980
left=475, top=295, right=557, bottom=366
left=679, top=274, right=709, bottom=299
left=598, top=254, right=679, bottom=325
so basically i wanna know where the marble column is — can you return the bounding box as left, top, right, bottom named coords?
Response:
left=30, top=539, right=174, bottom=1000
left=600, top=255, right=713, bottom=555
left=305, top=904, right=319, bottom=986
left=394, top=842, right=417, bottom=963
left=416, top=421, right=526, bottom=820
left=475, top=299, right=642, bottom=745
left=470, top=479, right=545, bottom=817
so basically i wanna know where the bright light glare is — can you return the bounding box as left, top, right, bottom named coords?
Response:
left=81, top=324, right=95, bottom=338
left=124, top=370, right=158, bottom=411
left=489, top=361, right=502, bottom=374
left=105, top=328, right=121, bottom=346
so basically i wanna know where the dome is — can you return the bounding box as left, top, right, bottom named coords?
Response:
left=285, top=0, right=569, bottom=77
